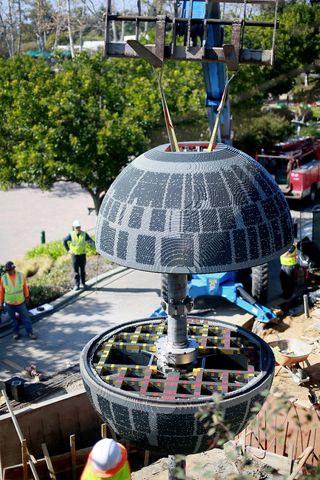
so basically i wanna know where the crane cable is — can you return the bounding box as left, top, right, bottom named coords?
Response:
left=155, top=67, right=180, bottom=152
left=207, top=73, right=236, bottom=152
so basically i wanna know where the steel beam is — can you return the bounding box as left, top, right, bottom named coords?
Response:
left=107, top=43, right=273, bottom=65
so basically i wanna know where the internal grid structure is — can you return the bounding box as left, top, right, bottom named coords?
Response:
left=92, top=319, right=261, bottom=401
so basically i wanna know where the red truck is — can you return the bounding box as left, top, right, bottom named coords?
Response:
left=256, top=137, right=320, bottom=201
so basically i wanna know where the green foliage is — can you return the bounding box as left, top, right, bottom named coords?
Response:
left=0, top=55, right=151, bottom=195
left=0, top=53, right=205, bottom=205
left=28, top=256, right=71, bottom=308
left=25, top=236, right=96, bottom=260
left=28, top=282, right=65, bottom=308
left=25, top=240, right=67, bottom=260
left=312, top=106, right=320, bottom=119
left=300, top=124, right=320, bottom=139
left=20, top=238, right=105, bottom=307
left=233, top=112, right=295, bottom=156
left=230, top=2, right=320, bottom=107
left=0, top=2, right=319, bottom=200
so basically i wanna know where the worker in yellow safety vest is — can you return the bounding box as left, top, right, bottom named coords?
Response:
left=63, top=220, right=96, bottom=291
left=0, top=261, right=37, bottom=340
left=280, top=243, right=298, bottom=299
left=81, top=438, right=131, bottom=480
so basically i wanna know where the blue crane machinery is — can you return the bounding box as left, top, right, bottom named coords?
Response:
left=103, top=0, right=279, bottom=322
left=161, top=0, right=276, bottom=322
left=177, top=0, right=231, bottom=144
left=81, top=4, right=292, bottom=473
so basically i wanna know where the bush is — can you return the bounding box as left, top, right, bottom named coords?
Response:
left=300, top=124, right=320, bottom=139
left=14, top=256, right=54, bottom=278
left=233, top=112, right=295, bottom=157
left=5, top=237, right=111, bottom=308
left=28, top=256, right=71, bottom=307
left=15, top=258, right=39, bottom=277
left=25, top=238, right=97, bottom=261
left=26, top=240, right=66, bottom=260
left=28, top=283, right=66, bottom=308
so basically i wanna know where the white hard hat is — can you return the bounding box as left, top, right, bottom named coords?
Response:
left=90, top=439, right=122, bottom=471
left=72, top=219, right=81, bottom=228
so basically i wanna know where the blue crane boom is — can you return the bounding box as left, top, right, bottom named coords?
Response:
left=179, top=1, right=231, bottom=143
left=103, top=0, right=279, bottom=323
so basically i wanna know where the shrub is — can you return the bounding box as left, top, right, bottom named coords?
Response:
left=28, top=256, right=71, bottom=307
left=233, top=112, right=295, bottom=157
left=36, top=256, right=54, bottom=276
left=15, top=256, right=54, bottom=278
left=26, top=240, right=66, bottom=260
left=28, top=283, right=65, bottom=308
left=26, top=238, right=97, bottom=261
left=8, top=237, right=107, bottom=308
left=15, top=258, right=39, bottom=277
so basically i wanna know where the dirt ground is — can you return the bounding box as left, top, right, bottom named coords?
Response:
left=260, top=305, right=320, bottom=405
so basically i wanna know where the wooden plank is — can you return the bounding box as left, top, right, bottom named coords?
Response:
left=1, top=389, right=40, bottom=480
left=245, top=446, right=293, bottom=475
left=101, top=424, right=107, bottom=439
left=0, top=390, right=102, bottom=470
left=21, top=439, right=28, bottom=480
left=143, top=450, right=150, bottom=467
left=238, top=429, right=246, bottom=454
left=3, top=448, right=91, bottom=480
left=288, top=446, right=313, bottom=480
left=288, top=434, right=295, bottom=475
left=39, top=410, right=62, bottom=456
left=70, top=435, right=77, bottom=480
left=41, top=443, right=57, bottom=480
left=282, top=422, right=289, bottom=457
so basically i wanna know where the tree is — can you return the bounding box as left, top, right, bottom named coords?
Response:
left=230, top=1, right=320, bottom=106
left=0, top=54, right=205, bottom=212
left=233, top=111, right=294, bottom=156
left=0, top=0, right=25, bottom=56
left=0, top=54, right=160, bottom=210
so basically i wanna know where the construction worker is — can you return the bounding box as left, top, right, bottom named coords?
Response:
left=0, top=261, right=37, bottom=340
left=63, top=220, right=96, bottom=291
left=81, top=438, right=131, bottom=480
left=280, top=243, right=298, bottom=299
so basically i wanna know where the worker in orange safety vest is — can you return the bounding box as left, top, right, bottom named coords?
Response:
left=0, top=261, right=37, bottom=341
left=81, top=438, right=131, bottom=480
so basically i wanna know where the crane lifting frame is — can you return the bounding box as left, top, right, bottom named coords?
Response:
left=103, top=0, right=279, bottom=70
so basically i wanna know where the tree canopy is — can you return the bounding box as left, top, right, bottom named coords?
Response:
left=0, top=1, right=319, bottom=208
left=0, top=54, right=205, bottom=210
left=231, top=1, right=320, bottom=103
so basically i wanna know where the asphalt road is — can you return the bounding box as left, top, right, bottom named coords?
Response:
left=1, top=182, right=318, bottom=265
left=0, top=268, right=159, bottom=377
left=0, top=182, right=97, bottom=264
left=0, top=267, right=254, bottom=380
left=0, top=182, right=317, bottom=381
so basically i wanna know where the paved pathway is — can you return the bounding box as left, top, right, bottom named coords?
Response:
left=0, top=269, right=161, bottom=378
left=0, top=268, right=252, bottom=380
left=0, top=182, right=97, bottom=263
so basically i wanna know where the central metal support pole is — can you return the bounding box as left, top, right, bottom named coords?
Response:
left=168, top=455, right=186, bottom=480
left=167, top=274, right=188, bottom=348
left=156, top=273, right=197, bottom=369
